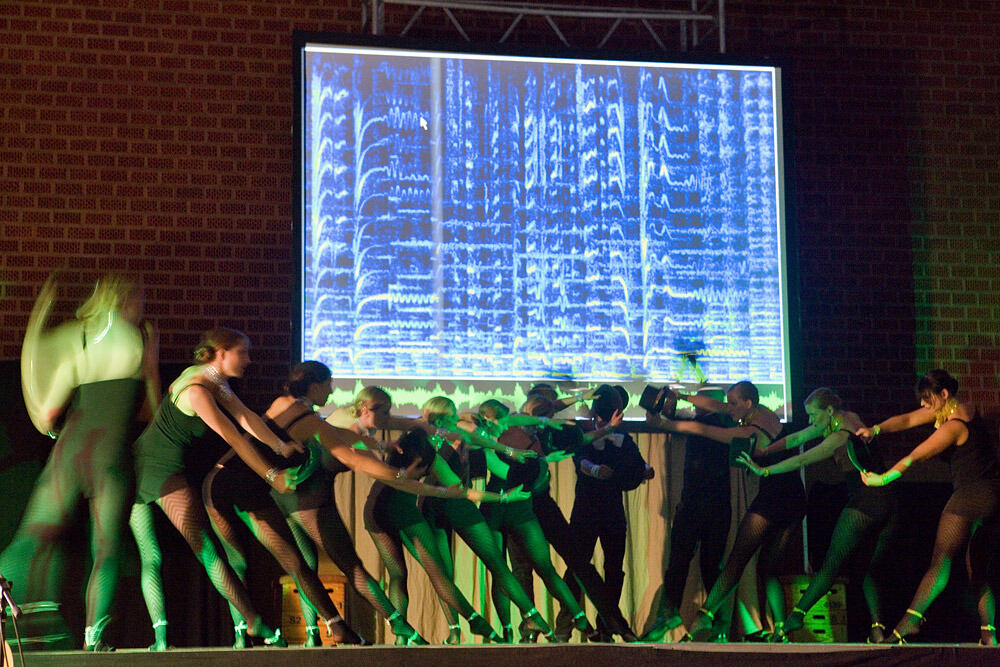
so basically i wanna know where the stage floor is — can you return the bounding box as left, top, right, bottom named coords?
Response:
left=13, top=643, right=1000, bottom=667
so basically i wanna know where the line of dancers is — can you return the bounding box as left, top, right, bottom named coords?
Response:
left=2, top=273, right=999, bottom=650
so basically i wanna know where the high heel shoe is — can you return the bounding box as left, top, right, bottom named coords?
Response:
left=522, top=608, right=560, bottom=643
left=149, top=619, right=168, bottom=652
left=232, top=622, right=251, bottom=649
left=324, top=616, right=362, bottom=645
left=639, top=606, right=683, bottom=642
left=866, top=622, right=886, bottom=644
left=445, top=623, right=462, bottom=645
left=768, top=622, right=789, bottom=644
left=303, top=625, right=322, bottom=647
left=882, top=608, right=924, bottom=644
left=83, top=615, right=114, bottom=652
left=679, top=607, right=715, bottom=643
left=769, top=607, right=804, bottom=643
left=388, top=611, right=424, bottom=645
left=980, top=624, right=997, bottom=646
left=262, top=628, right=287, bottom=648
left=468, top=612, right=502, bottom=643
left=246, top=617, right=285, bottom=647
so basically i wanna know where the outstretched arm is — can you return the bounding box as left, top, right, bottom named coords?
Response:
left=217, top=390, right=302, bottom=457
left=552, top=387, right=598, bottom=413
left=857, top=407, right=935, bottom=440
left=862, top=420, right=964, bottom=487
left=675, top=391, right=728, bottom=416
left=186, top=386, right=295, bottom=493
left=757, top=424, right=823, bottom=456
left=740, top=430, right=848, bottom=477
left=655, top=418, right=763, bottom=446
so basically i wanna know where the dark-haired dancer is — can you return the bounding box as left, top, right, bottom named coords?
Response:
left=651, top=381, right=805, bottom=641
left=133, top=328, right=298, bottom=647
left=737, top=388, right=897, bottom=643
left=5, top=274, right=158, bottom=651
left=364, top=428, right=530, bottom=643
left=857, top=369, right=1000, bottom=645
left=558, top=386, right=653, bottom=640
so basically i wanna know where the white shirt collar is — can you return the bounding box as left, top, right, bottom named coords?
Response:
left=592, top=433, right=625, bottom=451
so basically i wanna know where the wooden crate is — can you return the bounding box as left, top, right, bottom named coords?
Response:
left=278, top=573, right=348, bottom=646
left=780, top=575, right=848, bottom=643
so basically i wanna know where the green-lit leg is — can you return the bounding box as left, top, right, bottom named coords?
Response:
left=129, top=503, right=168, bottom=651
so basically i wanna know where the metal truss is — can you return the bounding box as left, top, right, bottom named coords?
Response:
left=362, top=0, right=726, bottom=53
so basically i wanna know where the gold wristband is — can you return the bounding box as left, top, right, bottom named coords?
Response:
left=761, top=467, right=770, bottom=477
left=872, top=424, right=881, bottom=437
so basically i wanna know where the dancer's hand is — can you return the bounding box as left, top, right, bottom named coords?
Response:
left=860, top=471, right=888, bottom=487
left=502, top=445, right=536, bottom=462
left=856, top=426, right=876, bottom=441
left=537, top=417, right=563, bottom=430
left=545, top=450, right=574, bottom=463
left=279, top=440, right=305, bottom=457
left=286, top=449, right=320, bottom=487
left=736, top=451, right=766, bottom=476
left=499, top=485, right=530, bottom=503
left=594, top=464, right=614, bottom=480
left=270, top=471, right=294, bottom=494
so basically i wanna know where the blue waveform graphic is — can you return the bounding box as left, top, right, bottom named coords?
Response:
left=301, top=48, right=787, bottom=398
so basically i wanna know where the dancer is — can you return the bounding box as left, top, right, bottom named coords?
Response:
left=4, top=274, right=158, bottom=651
left=479, top=398, right=638, bottom=642
left=418, top=396, right=557, bottom=643
left=480, top=396, right=603, bottom=643
left=203, top=416, right=363, bottom=643
left=642, top=387, right=734, bottom=642
left=649, top=381, right=805, bottom=641
left=737, top=388, right=897, bottom=643
left=364, top=428, right=529, bottom=643
left=133, top=327, right=298, bottom=647
left=558, top=386, right=653, bottom=640
left=857, top=369, right=1000, bottom=645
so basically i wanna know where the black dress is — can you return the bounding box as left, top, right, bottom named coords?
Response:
left=940, top=414, right=1000, bottom=520
left=205, top=409, right=311, bottom=512
left=747, top=424, right=807, bottom=527
left=840, top=430, right=896, bottom=523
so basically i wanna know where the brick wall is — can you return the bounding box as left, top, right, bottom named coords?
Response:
left=3, top=0, right=998, bottom=417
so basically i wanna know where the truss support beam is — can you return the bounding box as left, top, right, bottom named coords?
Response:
left=365, top=0, right=725, bottom=53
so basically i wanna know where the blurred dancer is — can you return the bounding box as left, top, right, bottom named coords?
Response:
left=480, top=397, right=637, bottom=642
left=418, top=396, right=556, bottom=643
left=5, top=274, right=158, bottom=650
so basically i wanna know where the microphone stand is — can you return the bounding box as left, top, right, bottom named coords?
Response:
left=0, top=575, right=22, bottom=667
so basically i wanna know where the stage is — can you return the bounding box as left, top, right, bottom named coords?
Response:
left=13, top=643, right=1000, bottom=667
